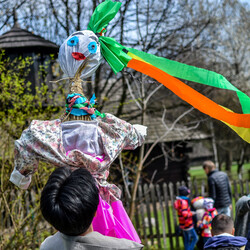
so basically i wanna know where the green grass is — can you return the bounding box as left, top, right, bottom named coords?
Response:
left=189, top=163, right=250, bottom=180
left=189, top=163, right=250, bottom=188
left=189, top=162, right=250, bottom=219
left=189, top=163, right=250, bottom=198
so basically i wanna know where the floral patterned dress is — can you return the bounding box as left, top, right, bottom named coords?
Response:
left=10, top=113, right=146, bottom=204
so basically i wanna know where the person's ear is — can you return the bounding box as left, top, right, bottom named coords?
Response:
left=232, top=227, right=235, bottom=236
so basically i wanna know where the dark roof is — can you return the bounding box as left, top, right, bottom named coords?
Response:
left=127, top=115, right=210, bottom=144
left=128, top=114, right=210, bottom=143
left=0, top=26, right=58, bottom=52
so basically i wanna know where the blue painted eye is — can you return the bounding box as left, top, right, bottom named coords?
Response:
left=67, top=36, right=79, bottom=46
left=88, top=41, right=97, bottom=54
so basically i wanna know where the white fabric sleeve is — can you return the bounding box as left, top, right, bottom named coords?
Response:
left=101, top=114, right=147, bottom=150
left=9, top=168, right=32, bottom=189
left=123, top=123, right=147, bottom=150
left=133, top=124, right=147, bottom=138
left=10, top=127, right=39, bottom=189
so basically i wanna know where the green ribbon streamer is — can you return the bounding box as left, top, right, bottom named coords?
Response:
left=99, top=37, right=131, bottom=73
left=126, top=47, right=250, bottom=114
left=87, top=0, right=250, bottom=115
left=87, top=0, right=131, bottom=74
left=88, top=0, right=122, bottom=33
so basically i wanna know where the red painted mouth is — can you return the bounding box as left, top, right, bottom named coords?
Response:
left=71, top=52, right=86, bottom=61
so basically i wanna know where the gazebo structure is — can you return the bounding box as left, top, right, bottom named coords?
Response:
left=0, top=22, right=59, bottom=93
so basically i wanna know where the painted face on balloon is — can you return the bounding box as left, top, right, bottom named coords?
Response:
left=59, top=30, right=102, bottom=79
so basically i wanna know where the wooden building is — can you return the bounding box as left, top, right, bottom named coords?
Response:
left=121, top=116, right=211, bottom=185
left=0, top=22, right=59, bottom=93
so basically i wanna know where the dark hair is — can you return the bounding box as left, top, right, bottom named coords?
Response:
left=178, top=186, right=190, bottom=196
left=40, top=167, right=99, bottom=236
left=211, top=214, right=234, bottom=235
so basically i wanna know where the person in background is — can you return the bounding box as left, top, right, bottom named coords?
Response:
left=174, top=186, right=198, bottom=250
left=40, top=167, right=143, bottom=250
left=204, top=214, right=247, bottom=250
left=235, top=195, right=250, bottom=250
left=203, top=160, right=232, bottom=216
left=197, top=198, right=218, bottom=245
left=191, top=196, right=205, bottom=249
left=235, top=194, right=250, bottom=238
left=191, top=196, right=205, bottom=222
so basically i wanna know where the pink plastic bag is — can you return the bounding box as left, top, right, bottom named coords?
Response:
left=92, top=195, right=141, bottom=243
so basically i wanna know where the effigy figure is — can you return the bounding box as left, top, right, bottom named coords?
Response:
left=10, top=0, right=250, bottom=243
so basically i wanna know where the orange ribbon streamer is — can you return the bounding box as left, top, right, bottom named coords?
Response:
left=127, top=58, right=250, bottom=128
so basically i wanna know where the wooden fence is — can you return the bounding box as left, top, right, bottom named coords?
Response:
left=120, top=179, right=250, bottom=249
left=1, top=179, right=249, bottom=249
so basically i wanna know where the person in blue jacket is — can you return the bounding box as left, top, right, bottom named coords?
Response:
left=204, top=214, right=247, bottom=250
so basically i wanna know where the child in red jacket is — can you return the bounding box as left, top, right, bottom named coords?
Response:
left=174, top=186, right=198, bottom=250
left=197, top=198, right=218, bottom=244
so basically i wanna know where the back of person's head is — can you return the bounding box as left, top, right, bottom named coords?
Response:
left=178, top=186, right=190, bottom=196
left=203, top=160, right=215, bottom=172
left=40, top=167, right=99, bottom=236
left=211, top=214, right=234, bottom=236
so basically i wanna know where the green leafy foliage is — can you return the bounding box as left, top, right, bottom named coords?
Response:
left=0, top=51, right=65, bottom=249
left=0, top=51, right=65, bottom=139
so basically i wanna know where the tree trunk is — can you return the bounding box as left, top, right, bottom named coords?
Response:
left=210, top=121, right=219, bottom=169
left=237, top=145, right=246, bottom=180
left=129, top=143, right=145, bottom=219
left=225, top=150, right=232, bottom=173
left=129, top=83, right=146, bottom=219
